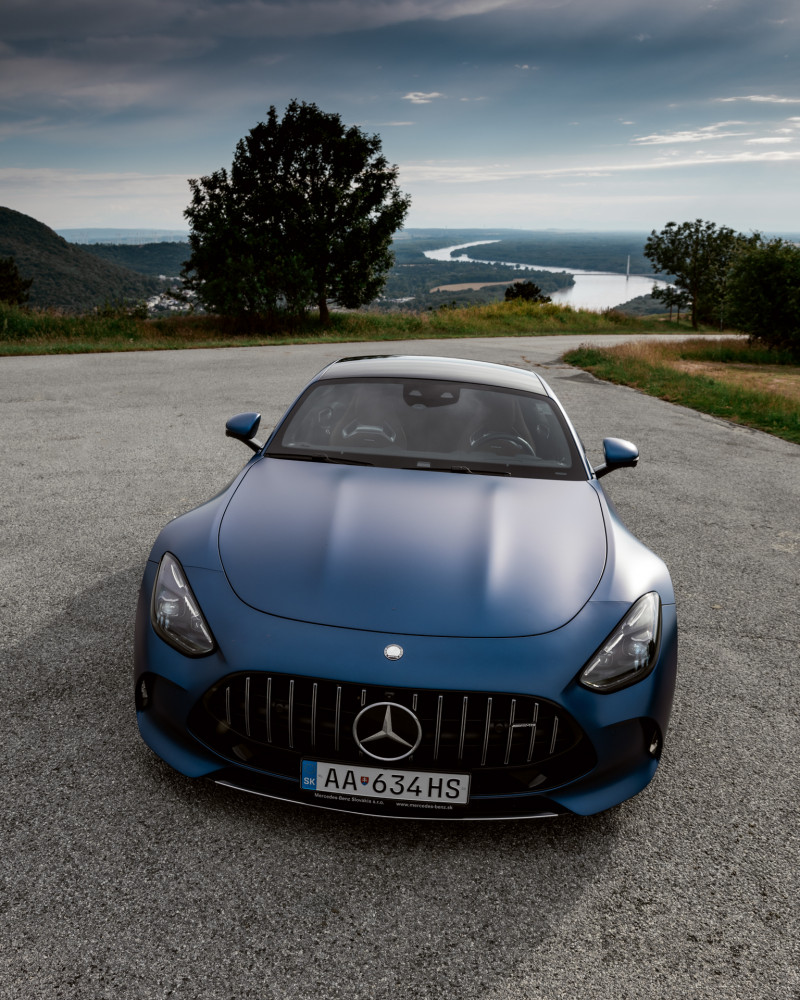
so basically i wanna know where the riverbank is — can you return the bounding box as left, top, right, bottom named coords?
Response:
left=423, top=240, right=669, bottom=311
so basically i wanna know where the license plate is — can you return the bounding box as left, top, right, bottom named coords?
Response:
left=301, top=760, right=470, bottom=805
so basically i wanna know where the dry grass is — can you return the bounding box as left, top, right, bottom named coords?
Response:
left=593, top=336, right=800, bottom=402
left=670, top=360, right=800, bottom=403
left=563, top=336, right=800, bottom=445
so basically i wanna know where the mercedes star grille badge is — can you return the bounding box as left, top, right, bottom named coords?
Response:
left=352, top=702, right=422, bottom=762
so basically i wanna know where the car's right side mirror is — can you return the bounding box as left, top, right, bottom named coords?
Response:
left=225, top=411, right=263, bottom=453
left=594, top=437, right=639, bottom=478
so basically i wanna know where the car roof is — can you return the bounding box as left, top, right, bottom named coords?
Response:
left=314, top=355, right=550, bottom=396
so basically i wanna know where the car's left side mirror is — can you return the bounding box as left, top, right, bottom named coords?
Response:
left=225, top=412, right=264, bottom=453
left=594, top=437, right=639, bottom=479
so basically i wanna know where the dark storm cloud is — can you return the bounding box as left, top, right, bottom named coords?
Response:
left=2, top=0, right=519, bottom=42
left=3, top=0, right=793, bottom=52
left=2, top=0, right=796, bottom=119
left=2, top=0, right=798, bottom=228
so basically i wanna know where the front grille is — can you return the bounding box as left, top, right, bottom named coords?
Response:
left=189, top=672, right=593, bottom=794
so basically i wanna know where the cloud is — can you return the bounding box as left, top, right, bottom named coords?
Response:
left=716, top=94, right=800, bottom=104
left=399, top=148, right=800, bottom=183
left=0, top=117, right=52, bottom=141
left=0, top=165, right=190, bottom=193
left=632, top=122, right=750, bottom=145
left=0, top=54, right=166, bottom=109
left=746, top=136, right=793, bottom=144
left=74, top=34, right=216, bottom=63
left=0, top=166, right=191, bottom=227
left=403, top=92, right=445, bottom=104
left=2, top=0, right=522, bottom=43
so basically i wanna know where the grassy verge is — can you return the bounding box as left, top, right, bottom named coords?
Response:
left=563, top=337, right=800, bottom=445
left=0, top=300, right=688, bottom=356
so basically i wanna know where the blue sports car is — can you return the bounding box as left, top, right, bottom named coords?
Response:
left=134, top=355, right=677, bottom=819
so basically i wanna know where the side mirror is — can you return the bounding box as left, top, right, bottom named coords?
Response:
left=225, top=412, right=264, bottom=453
left=594, top=437, right=639, bottom=479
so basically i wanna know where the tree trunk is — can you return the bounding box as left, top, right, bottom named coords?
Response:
left=318, top=293, right=330, bottom=324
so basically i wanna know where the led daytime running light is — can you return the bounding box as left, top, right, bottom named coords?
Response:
left=579, top=592, right=661, bottom=693
left=151, top=552, right=215, bottom=656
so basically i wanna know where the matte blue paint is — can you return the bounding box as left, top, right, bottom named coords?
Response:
left=218, top=459, right=607, bottom=637
left=134, top=356, right=678, bottom=819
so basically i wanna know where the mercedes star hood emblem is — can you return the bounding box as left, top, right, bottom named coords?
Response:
left=352, top=702, right=422, bottom=762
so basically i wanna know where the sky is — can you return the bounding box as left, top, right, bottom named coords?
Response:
left=1, top=0, right=799, bottom=233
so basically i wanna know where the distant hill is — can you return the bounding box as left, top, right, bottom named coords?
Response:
left=57, top=228, right=189, bottom=244
left=0, top=207, right=160, bottom=311
left=77, top=241, right=189, bottom=277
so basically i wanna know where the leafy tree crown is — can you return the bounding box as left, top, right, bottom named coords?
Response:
left=183, top=101, right=410, bottom=321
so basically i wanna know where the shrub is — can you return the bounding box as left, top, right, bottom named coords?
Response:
left=727, top=239, right=800, bottom=356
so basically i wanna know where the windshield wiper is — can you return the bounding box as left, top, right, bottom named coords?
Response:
left=269, top=451, right=374, bottom=467
left=411, top=464, right=511, bottom=477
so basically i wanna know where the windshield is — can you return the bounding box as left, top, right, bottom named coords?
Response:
left=266, top=377, right=585, bottom=479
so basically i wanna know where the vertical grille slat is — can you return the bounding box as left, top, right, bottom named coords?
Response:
left=311, top=683, right=318, bottom=747
left=504, top=699, right=517, bottom=765
left=527, top=702, right=539, bottom=763
left=198, top=673, right=581, bottom=774
left=458, top=696, right=468, bottom=760
left=245, top=677, right=251, bottom=737
left=550, top=715, right=559, bottom=755
left=481, top=697, right=493, bottom=767
left=288, top=679, right=295, bottom=749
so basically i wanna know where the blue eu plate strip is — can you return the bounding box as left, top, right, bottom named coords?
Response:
left=301, top=759, right=317, bottom=790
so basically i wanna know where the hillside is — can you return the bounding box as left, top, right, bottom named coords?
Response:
left=67, top=230, right=573, bottom=311
left=78, top=241, right=189, bottom=277
left=0, top=207, right=160, bottom=311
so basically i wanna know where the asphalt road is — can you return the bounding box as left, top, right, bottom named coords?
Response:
left=2, top=335, right=798, bottom=1000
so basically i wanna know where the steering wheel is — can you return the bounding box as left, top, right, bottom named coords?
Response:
left=468, top=431, right=536, bottom=456
left=341, top=420, right=399, bottom=446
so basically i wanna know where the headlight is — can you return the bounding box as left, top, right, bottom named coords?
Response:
left=579, top=592, right=661, bottom=692
left=151, top=552, right=215, bottom=656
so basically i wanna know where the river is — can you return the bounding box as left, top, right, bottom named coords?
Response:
left=423, top=240, right=669, bottom=311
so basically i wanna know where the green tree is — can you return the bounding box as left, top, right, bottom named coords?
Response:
left=644, top=220, right=753, bottom=330
left=0, top=256, right=33, bottom=305
left=182, top=101, right=410, bottom=323
left=504, top=280, right=551, bottom=303
left=651, top=283, right=691, bottom=321
left=727, top=238, right=800, bottom=355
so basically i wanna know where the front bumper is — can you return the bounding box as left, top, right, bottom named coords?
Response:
left=134, top=560, right=678, bottom=819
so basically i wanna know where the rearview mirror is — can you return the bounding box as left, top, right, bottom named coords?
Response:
left=594, top=437, right=639, bottom=479
left=225, top=412, right=263, bottom=453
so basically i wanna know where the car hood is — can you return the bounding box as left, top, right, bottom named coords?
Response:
left=217, top=458, right=607, bottom=638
